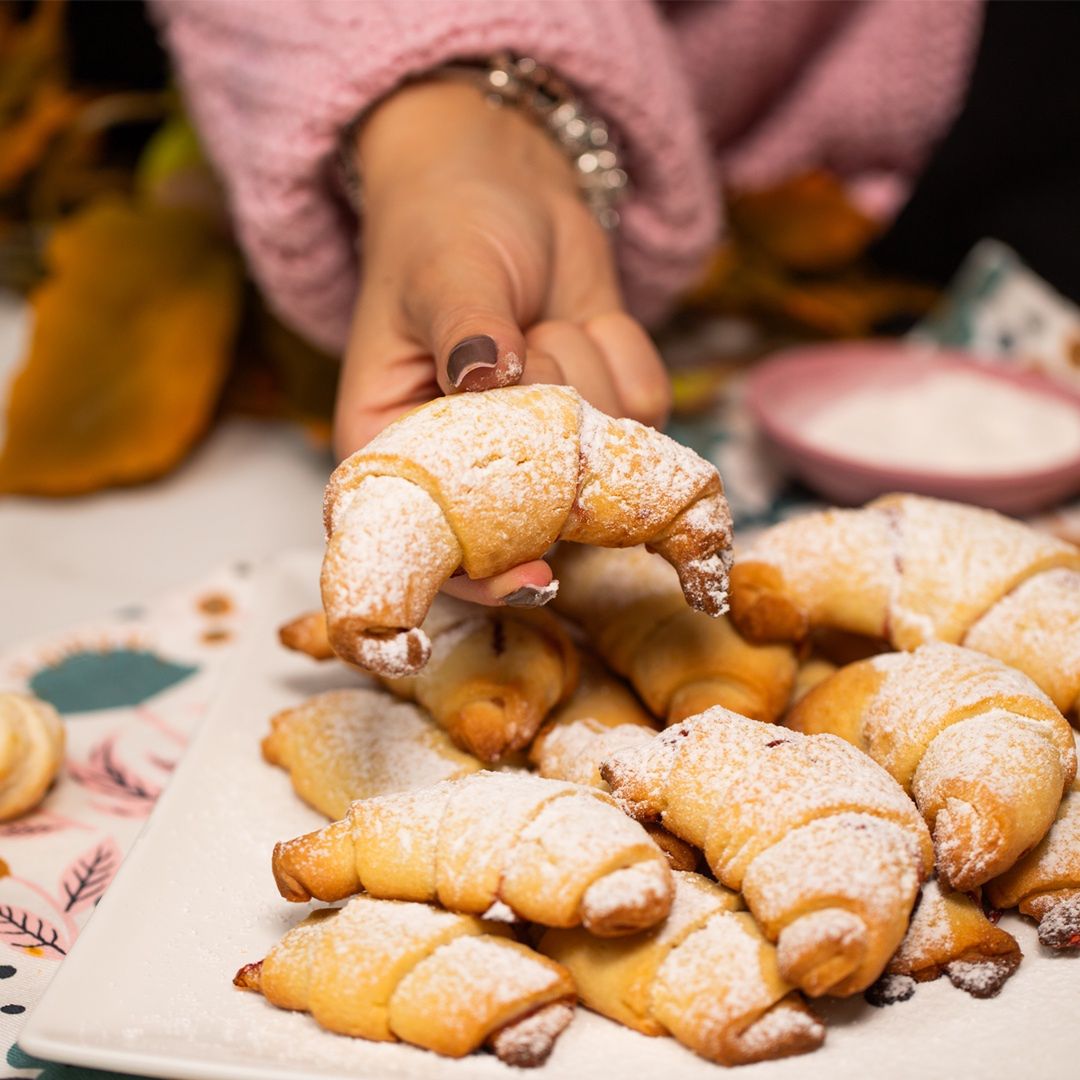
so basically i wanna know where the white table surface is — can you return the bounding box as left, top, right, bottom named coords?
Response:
left=1, top=417, right=330, bottom=650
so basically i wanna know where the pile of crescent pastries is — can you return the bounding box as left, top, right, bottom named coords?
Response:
left=242, top=386, right=1080, bottom=1069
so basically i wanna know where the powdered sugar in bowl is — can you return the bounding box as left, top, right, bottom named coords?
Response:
left=745, top=343, right=1080, bottom=514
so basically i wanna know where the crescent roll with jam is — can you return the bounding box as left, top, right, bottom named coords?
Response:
left=728, top=495, right=1080, bottom=715
left=987, top=747, right=1080, bottom=950
left=280, top=599, right=579, bottom=763
left=321, top=385, right=734, bottom=677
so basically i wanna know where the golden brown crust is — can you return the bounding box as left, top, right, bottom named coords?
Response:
left=261, top=688, right=481, bottom=819
left=321, top=387, right=733, bottom=677
left=788, top=645, right=1076, bottom=891
left=279, top=601, right=579, bottom=764
left=964, top=568, right=1080, bottom=717
left=528, top=654, right=656, bottom=786
left=551, top=544, right=795, bottom=724
left=272, top=772, right=674, bottom=935
left=540, top=872, right=824, bottom=1066
left=278, top=612, right=336, bottom=660
left=987, top=777, right=1080, bottom=949
left=0, top=692, right=66, bottom=822
left=601, top=708, right=931, bottom=997
left=729, top=497, right=1080, bottom=717
left=236, top=897, right=575, bottom=1063
left=885, top=878, right=1022, bottom=997
left=385, top=607, right=579, bottom=762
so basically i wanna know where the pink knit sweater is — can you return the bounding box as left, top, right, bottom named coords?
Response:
left=153, top=0, right=983, bottom=353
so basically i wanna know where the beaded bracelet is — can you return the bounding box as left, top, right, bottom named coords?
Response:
left=339, top=54, right=629, bottom=230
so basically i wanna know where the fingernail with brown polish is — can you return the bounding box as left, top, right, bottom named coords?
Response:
left=448, top=335, right=498, bottom=387
left=500, top=581, right=559, bottom=608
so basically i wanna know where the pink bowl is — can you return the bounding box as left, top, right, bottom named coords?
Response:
left=744, top=342, right=1080, bottom=515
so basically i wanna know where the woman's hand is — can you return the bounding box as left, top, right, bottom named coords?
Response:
left=335, top=79, right=669, bottom=606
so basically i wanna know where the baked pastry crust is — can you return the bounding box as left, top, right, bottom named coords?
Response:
left=787, top=644, right=1076, bottom=890
left=529, top=656, right=698, bottom=871
left=884, top=878, right=1021, bottom=997
left=552, top=544, right=795, bottom=723
left=321, top=385, right=733, bottom=676
left=0, top=692, right=65, bottom=821
left=964, top=567, right=1080, bottom=716
left=272, top=771, right=674, bottom=936
left=729, top=495, right=1080, bottom=713
left=262, top=687, right=480, bottom=819
left=987, top=748, right=1080, bottom=950
left=601, top=707, right=932, bottom=997
left=540, top=871, right=824, bottom=1066
left=280, top=599, right=579, bottom=762
left=234, top=896, right=575, bottom=1065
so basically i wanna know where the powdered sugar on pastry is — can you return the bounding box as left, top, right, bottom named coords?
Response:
left=652, top=910, right=824, bottom=1064
left=243, top=896, right=575, bottom=1064
left=964, top=567, right=1080, bottom=715
left=865, top=643, right=1073, bottom=787
left=275, top=771, right=673, bottom=935
left=322, top=385, right=734, bottom=675
left=488, top=1001, right=574, bottom=1068
left=882, top=495, right=1080, bottom=648
left=886, top=877, right=1021, bottom=997
left=532, top=719, right=655, bottom=788
left=574, top=402, right=718, bottom=538
left=732, top=495, right=1080, bottom=653
left=600, top=708, right=931, bottom=997
left=262, top=688, right=480, bottom=820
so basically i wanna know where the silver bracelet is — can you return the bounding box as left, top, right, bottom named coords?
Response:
left=339, top=54, right=629, bottom=230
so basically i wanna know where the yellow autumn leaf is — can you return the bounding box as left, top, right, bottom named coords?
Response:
left=0, top=197, right=241, bottom=495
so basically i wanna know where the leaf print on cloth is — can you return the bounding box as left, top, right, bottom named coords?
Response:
left=0, top=904, right=65, bottom=957
left=0, top=873, right=76, bottom=959
left=58, top=839, right=120, bottom=915
left=0, top=810, right=89, bottom=839
left=67, top=736, right=160, bottom=817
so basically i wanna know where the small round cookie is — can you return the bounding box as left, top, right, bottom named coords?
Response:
left=0, top=692, right=65, bottom=820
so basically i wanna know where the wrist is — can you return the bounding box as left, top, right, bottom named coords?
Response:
left=355, top=80, right=578, bottom=209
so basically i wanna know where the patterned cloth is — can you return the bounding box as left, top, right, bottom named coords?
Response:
left=0, top=564, right=253, bottom=1079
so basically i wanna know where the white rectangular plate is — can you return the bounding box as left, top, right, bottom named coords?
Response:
left=20, top=551, right=1079, bottom=1080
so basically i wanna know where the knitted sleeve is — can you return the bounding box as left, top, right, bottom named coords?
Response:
left=151, top=0, right=719, bottom=352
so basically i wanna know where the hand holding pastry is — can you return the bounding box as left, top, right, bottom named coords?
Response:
left=322, top=384, right=733, bottom=677
left=335, top=78, right=670, bottom=610
left=336, top=79, right=669, bottom=457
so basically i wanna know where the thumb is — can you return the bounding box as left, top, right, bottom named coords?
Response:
left=402, top=242, right=530, bottom=394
